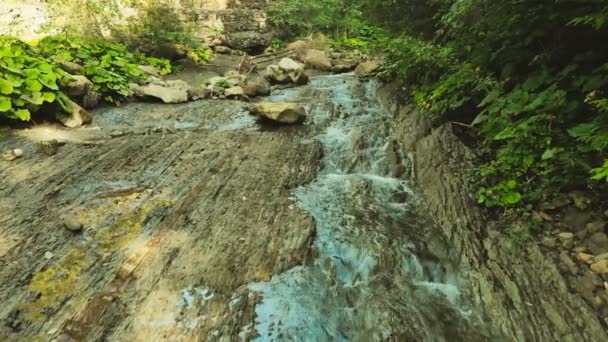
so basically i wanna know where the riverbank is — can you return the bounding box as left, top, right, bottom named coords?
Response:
left=379, top=82, right=608, bottom=341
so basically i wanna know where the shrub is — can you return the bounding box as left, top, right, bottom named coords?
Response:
left=0, top=36, right=69, bottom=121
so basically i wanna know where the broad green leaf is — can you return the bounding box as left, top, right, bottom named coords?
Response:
left=541, top=147, right=562, bottom=160
left=13, top=109, right=31, bottom=121
left=0, top=96, right=12, bottom=111
left=25, top=79, right=43, bottom=92
left=494, top=127, right=515, bottom=140
left=22, top=91, right=44, bottom=105
left=42, top=92, right=56, bottom=103
left=501, top=192, right=522, bottom=205
left=0, top=78, right=14, bottom=95
left=39, top=74, right=59, bottom=90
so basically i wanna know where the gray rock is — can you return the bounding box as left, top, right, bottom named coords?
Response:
left=243, top=81, right=270, bottom=97
left=64, top=217, right=83, bottom=233
left=265, top=59, right=309, bottom=85
left=354, top=60, right=381, bottom=78
left=225, top=86, right=245, bottom=98
left=58, top=100, right=92, bottom=128
left=189, top=87, right=212, bottom=100
left=301, top=49, right=332, bottom=71
left=66, top=75, right=93, bottom=97
left=559, top=232, right=575, bottom=240
left=133, top=80, right=191, bottom=104
left=278, top=58, right=301, bottom=72
left=253, top=102, right=306, bottom=124
left=60, top=61, right=83, bottom=73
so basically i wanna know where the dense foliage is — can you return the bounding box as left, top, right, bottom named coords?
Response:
left=37, top=35, right=169, bottom=104
left=0, top=35, right=171, bottom=121
left=267, top=0, right=384, bottom=52
left=367, top=0, right=608, bottom=212
left=268, top=0, right=608, bottom=230
left=0, top=37, right=70, bottom=121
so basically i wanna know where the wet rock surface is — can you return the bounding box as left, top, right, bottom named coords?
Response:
left=378, top=83, right=608, bottom=341
left=0, top=94, right=319, bottom=340
left=0, top=73, right=489, bottom=341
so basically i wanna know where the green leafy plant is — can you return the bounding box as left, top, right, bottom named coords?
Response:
left=119, top=1, right=213, bottom=64
left=478, top=179, right=522, bottom=208
left=0, top=36, right=69, bottom=121
left=36, top=35, right=163, bottom=104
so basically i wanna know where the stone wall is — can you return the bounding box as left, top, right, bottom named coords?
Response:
left=377, top=83, right=608, bottom=341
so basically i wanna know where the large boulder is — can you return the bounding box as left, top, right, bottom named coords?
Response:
left=64, top=74, right=100, bottom=109
left=253, top=102, right=307, bottom=124
left=278, top=58, right=302, bottom=72
left=58, top=100, right=92, bottom=128
left=265, top=58, right=309, bottom=85
left=354, top=60, right=382, bottom=78
left=132, top=79, right=190, bottom=104
left=301, top=49, right=332, bottom=71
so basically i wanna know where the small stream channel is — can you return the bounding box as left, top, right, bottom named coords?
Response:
left=245, top=74, right=481, bottom=341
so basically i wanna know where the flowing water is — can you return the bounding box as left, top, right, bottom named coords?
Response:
left=246, top=74, right=481, bottom=341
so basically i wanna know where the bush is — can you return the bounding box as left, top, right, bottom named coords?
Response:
left=118, top=1, right=212, bottom=64
left=0, top=35, right=173, bottom=122
left=0, top=36, right=69, bottom=121
left=351, top=0, right=608, bottom=218
left=36, top=35, right=166, bottom=105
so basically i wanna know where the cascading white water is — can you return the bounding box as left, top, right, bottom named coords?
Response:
left=247, top=74, right=475, bottom=341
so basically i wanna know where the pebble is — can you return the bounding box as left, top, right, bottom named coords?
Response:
left=13, top=148, right=23, bottom=157
left=604, top=209, right=608, bottom=218
left=594, top=252, right=608, bottom=262
left=558, top=232, right=574, bottom=240
left=577, top=253, right=594, bottom=263
left=44, top=251, right=54, bottom=259
left=63, top=217, right=83, bottom=233
left=590, top=260, right=608, bottom=274
left=573, top=245, right=588, bottom=253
